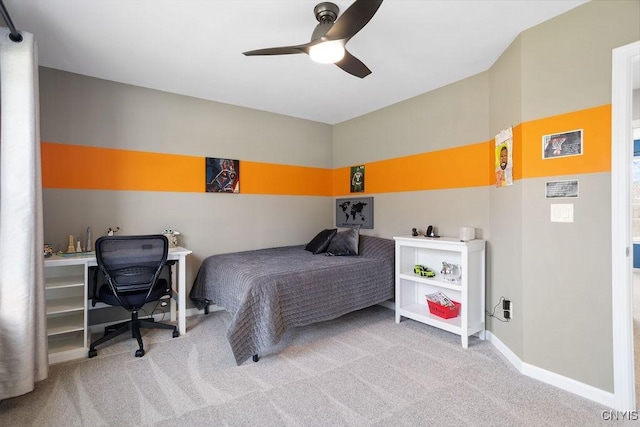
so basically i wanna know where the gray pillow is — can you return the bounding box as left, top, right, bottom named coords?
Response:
left=305, top=229, right=337, bottom=254
left=326, top=227, right=360, bottom=256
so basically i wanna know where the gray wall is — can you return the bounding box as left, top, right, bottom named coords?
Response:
left=516, top=0, right=638, bottom=391
left=332, top=72, right=491, bottom=166
left=488, top=35, right=524, bottom=357
left=520, top=0, right=639, bottom=122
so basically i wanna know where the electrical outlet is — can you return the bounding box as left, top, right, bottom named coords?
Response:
left=503, top=299, right=512, bottom=320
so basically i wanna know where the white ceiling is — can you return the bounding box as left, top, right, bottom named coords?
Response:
left=3, top=0, right=589, bottom=124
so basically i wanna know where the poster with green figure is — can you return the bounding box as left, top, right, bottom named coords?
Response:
left=350, top=165, right=364, bottom=193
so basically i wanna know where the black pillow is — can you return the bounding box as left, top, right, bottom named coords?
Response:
left=326, top=227, right=360, bottom=256
left=305, top=229, right=337, bottom=254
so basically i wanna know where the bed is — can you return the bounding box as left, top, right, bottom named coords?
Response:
left=189, top=233, right=395, bottom=365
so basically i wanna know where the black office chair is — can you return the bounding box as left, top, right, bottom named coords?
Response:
left=88, top=234, right=179, bottom=358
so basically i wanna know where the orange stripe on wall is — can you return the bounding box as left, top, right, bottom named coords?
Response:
left=333, top=103, right=608, bottom=195
left=513, top=124, right=523, bottom=181
left=41, top=142, right=203, bottom=192
left=520, top=105, right=611, bottom=178
left=334, top=142, right=491, bottom=196
left=41, top=142, right=333, bottom=196
left=42, top=105, right=610, bottom=195
left=241, top=161, right=333, bottom=196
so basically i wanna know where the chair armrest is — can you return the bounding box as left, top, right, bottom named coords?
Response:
left=90, top=266, right=99, bottom=307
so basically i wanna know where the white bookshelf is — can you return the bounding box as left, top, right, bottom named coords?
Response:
left=44, top=263, right=88, bottom=364
left=394, top=236, right=486, bottom=348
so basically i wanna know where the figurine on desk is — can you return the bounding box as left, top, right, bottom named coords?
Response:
left=65, top=232, right=91, bottom=254
left=107, top=226, right=120, bottom=236
left=86, top=227, right=92, bottom=251
left=162, top=228, right=180, bottom=248
left=425, top=225, right=439, bottom=238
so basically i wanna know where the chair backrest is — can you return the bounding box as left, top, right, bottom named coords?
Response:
left=95, top=235, right=169, bottom=308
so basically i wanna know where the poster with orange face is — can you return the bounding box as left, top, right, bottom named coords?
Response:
left=495, top=127, right=513, bottom=187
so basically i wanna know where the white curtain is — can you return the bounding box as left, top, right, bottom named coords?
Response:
left=0, top=29, right=48, bottom=400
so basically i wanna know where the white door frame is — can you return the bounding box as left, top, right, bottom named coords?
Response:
left=611, top=40, right=639, bottom=412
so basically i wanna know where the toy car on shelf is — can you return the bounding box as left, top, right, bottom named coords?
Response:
left=413, top=264, right=436, bottom=277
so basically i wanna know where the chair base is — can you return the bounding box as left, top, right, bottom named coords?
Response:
left=88, top=311, right=178, bottom=358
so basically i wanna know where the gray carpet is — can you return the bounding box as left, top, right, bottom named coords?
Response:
left=0, top=306, right=613, bottom=426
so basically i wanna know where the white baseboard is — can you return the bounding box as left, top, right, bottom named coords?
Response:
left=486, top=331, right=616, bottom=409
left=485, top=330, right=523, bottom=371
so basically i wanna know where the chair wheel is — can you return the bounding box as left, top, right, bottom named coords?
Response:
left=88, top=349, right=97, bottom=358
left=172, top=330, right=179, bottom=338
left=135, top=349, right=145, bottom=357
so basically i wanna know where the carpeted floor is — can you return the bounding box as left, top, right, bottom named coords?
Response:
left=0, top=305, right=615, bottom=426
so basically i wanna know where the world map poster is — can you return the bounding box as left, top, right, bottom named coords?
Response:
left=335, top=197, right=373, bottom=229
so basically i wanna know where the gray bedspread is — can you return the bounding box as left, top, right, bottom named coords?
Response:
left=189, top=235, right=395, bottom=365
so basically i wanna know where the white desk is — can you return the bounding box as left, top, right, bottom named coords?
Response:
left=44, top=246, right=192, bottom=364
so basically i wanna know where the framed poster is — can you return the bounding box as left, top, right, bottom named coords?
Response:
left=495, top=127, right=513, bottom=187
left=542, top=129, right=583, bottom=159
left=336, top=197, right=373, bottom=229
left=545, top=180, right=579, bottom=198
left=205, top=157, right=239, bottom=193
left=350, top=165, right=365, bottom=193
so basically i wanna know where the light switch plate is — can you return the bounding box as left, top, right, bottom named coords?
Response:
left=550, top=204, right=574, bottom=222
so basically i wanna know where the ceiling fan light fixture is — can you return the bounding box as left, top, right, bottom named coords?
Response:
left=243, top=0, right=382, bottom=77
left=309, top=40, right=345, bottom=64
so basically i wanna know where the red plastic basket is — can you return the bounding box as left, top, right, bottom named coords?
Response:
left=427, top=299, right=461, bottom=319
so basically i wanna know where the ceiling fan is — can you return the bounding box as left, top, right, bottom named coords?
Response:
left=243, top=0, right=383, bottom=78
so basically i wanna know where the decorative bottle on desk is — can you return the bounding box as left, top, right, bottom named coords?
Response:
left=86, top=227, right=92, bottom=252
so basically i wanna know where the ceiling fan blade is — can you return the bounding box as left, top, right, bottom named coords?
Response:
left=335, top=50, right=371, bottom=78
left=243, top=45, right=309, bottom=56
left=326, top=0, right=383, bottom=41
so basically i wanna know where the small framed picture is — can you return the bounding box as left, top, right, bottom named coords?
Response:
left=350, top=165, right=365, bottom=193
left=205, top=157, right=239, bottom=193
left=542, top=129, right=583, bottom=159
left=336, top=197, right=373, bottom=229
left=545, top=180, right=579, bottom=199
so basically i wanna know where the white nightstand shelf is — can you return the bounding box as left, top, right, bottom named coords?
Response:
left=394, top=236, right=486, bottom=348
